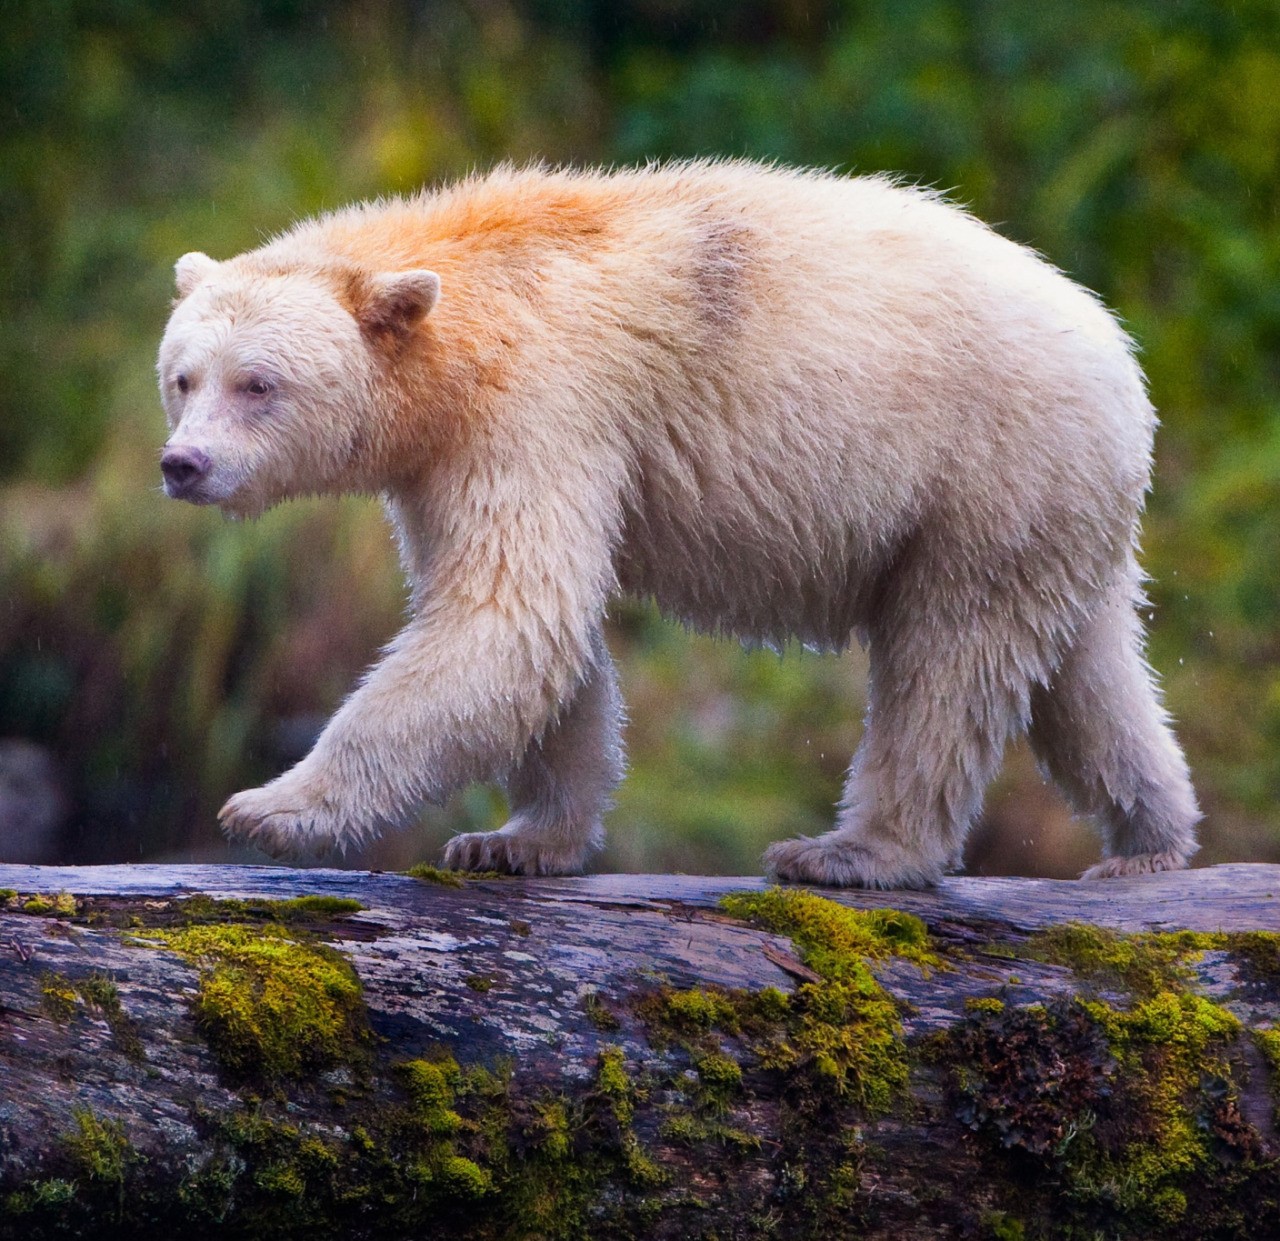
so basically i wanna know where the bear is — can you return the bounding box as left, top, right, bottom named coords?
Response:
left=157, top=160, right=1201, bottom=888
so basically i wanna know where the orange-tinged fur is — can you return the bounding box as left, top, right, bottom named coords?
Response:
left=157, top=161, right=1200, bottom=886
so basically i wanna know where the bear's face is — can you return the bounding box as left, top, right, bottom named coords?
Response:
left=157, top=252, right=439, bottom=517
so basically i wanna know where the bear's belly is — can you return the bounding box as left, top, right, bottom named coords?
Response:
left=614, top=507, right=881, bottom=650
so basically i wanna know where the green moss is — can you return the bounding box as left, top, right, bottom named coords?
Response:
left=38, top=971, right=79, bottom=1024
left=63, top=1108, right=131, bottom=1182
left=745, top=984, right=791, bottom=1022
left=1028, top=925, right=1280, bottom=1003
left=621, top=1138, right=665, bottom=1188
left=656, top=1112, right=704, bottom=1145
left=199, top=1106, right=346, bottom=1226
left=35, top=969, right=143, bottom=1059
left=434, top=1154, right=492, bottom=1197
left=1256, top=1027, right=1280, bottom=1127
left=464, top=973, right=493, bottom=993
left=590, top=1047, right=667, bottom=1188
left=693, top=1051, right=743, bottom=1105
left=6, top=974, right=832, bottom=1238
left=22, top=890, right=77, bottom=917
left=267, top=894, right=363, bottom=917
left=1027, top=922, right=1225, bottom=996
left=174, top=1156, right=237, bottom=1222
left=254, top=1161, right=306, bottom=1196
left=406, top=863, right=464, bottom=887
left=148, top=922, right=367, bottom=1084
left=658, top=1113, right=761, bottom=1151
left=965, top=996, right=1006, bottom=1015
left=50, top=892, right=367, bottom=936
left=75, top=973, right=118, bottom=1011
left=1257, top=1027, right=1280, bottom=1075
left=1228, top=930, right=1280, bottom=984
left=76, top=972, right=145, bottom=1061
left=61, top=1106, right=137, bottom=1214
left=716, top=888, right=932, bottom=1110
left=597, top=888, right=938, bottom=1226
left=399, top=1057, right=465, bottom=1136
left=170, top=893, right=363, bottom=925
left=631, top=983, right=783, bottom=1169
left=981, top=1210, right=1027, bottom=1241
left=721, top=888, right=937, bottom=976
left=595, top=1045, right=635, bottom=1127
left=53, top=891, right=81, bottom=916
left=647, top=975, right=782, bottom=1045
left=0, top=887, right=17, bottom=904
left=1071, top=991, right=1244, bottom=1209
left=383, top=1056, right=513, bottom=1209
left=980, top=942, right=1020, bottom=960
left=948, top=939, right=1262, bottom=1237
left=629, top=887, right=931, bottom=1192
left=15, top=883, right=1274, bottom=1238
left=658, top=987, right=742, bottom=1034
left=406, top=862, right=509, bottom=885
left=583, top=989, right=621, bottom=1031
left=3, top=1177, right=79, bottom=1218
left=532, top=1099, right=572, bottom=1160
left=496, top=1095, right=597, bottom=1235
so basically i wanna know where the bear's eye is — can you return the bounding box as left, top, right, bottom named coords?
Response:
left=175, top=374, right=190, bottom=395
left=244, top=377, right=274, bottom=397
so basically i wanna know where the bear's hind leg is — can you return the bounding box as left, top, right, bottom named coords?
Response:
left=1028, top=580, right=1200, bottom=879
left=764, top=585, right=1038, bottom=889
left=441, top=632, right=625, bottom=876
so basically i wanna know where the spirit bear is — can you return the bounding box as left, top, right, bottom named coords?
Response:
left=157, top=161, right=1200, bottom=888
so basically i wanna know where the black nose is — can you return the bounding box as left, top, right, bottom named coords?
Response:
left=161, top=446, right=212, bottom=494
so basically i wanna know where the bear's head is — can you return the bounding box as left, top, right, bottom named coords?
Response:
left=157, top=251, right=440, bottom=517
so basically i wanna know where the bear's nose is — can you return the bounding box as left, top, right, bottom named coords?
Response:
left=161, top=446, right=212, bottom=495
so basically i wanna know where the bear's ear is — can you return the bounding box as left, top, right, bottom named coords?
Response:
left=357, top=270, right=441, bottom=339
left=174, top=252, right=219, bottom=298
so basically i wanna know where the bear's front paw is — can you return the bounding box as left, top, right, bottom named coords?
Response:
left=763, top=833, right=942, bottom=890
left=219, top=772, right=371, bottom=859
left=1080, top=850, right=1190, bottom=880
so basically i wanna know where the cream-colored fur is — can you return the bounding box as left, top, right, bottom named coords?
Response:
left=157, top=161, right=1200, bottom=887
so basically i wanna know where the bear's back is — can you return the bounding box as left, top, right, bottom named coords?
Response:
left=250, top=164, right=1154, bottom=647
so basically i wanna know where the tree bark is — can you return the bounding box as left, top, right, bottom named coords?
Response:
left=1, top=862, right=1278, bottom=1240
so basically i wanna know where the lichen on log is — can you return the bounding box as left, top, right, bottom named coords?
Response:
left=1, top=863, right=1278, bottom=1239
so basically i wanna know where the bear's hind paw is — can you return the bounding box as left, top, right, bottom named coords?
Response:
left=1080, top=850, right=1191, bottom=880
left=763, top=834, right=941, bottom=890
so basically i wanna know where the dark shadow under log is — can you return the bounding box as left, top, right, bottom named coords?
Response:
left=1, top=863, right=1278, bottom=1239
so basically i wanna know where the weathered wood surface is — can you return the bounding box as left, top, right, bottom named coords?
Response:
left=1, top=863, right=1278, bottom=1240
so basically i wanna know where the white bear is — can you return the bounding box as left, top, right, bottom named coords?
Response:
left=157, top=161, right=1200, bottom=887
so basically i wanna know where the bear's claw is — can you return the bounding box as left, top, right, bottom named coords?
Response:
left=442, top=825, right=590, bottom=877
left=1080, top=851, right=1191, bottom=880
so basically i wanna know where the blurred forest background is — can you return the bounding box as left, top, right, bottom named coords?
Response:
left=1, top=0, right=1278, bottom=876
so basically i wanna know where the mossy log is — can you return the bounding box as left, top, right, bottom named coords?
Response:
left=1, top=862, right=1278, bottom=1240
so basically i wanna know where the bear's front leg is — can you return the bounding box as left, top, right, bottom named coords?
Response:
left=216, top=445, right=622, bottom=862
left=218, top=559, right=609, bottom=859
left=442, top=629, right=624, bottom=876
left=219, top=617, right=591, bottom=859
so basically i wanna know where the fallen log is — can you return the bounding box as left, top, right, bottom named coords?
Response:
left=0, top=862, right=1277, bottom=1239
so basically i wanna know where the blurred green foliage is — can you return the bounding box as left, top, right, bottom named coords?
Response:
left=1, top=0, right=1276, bottom=868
